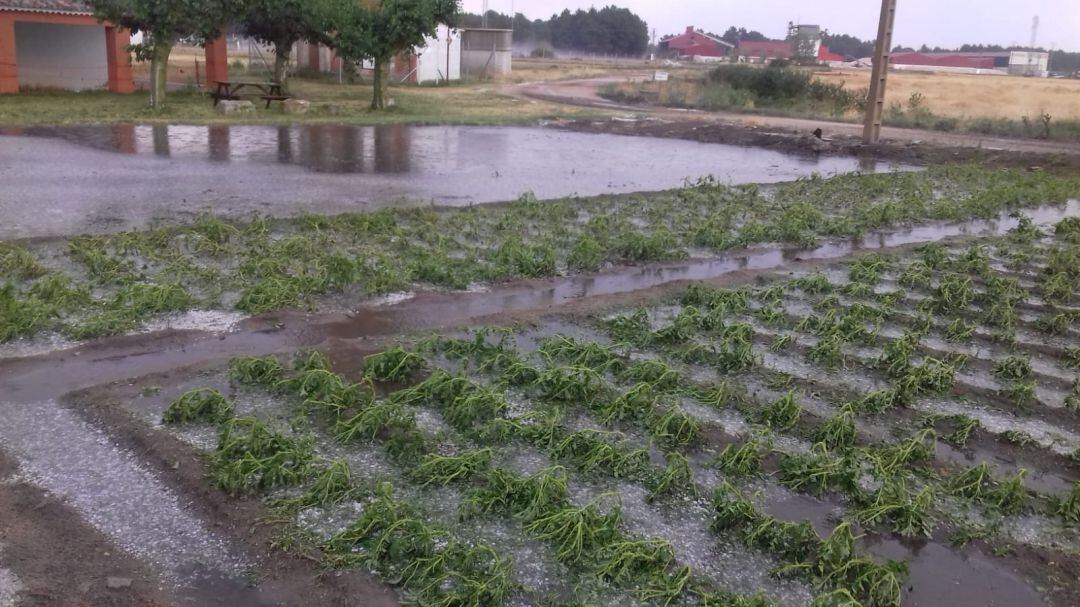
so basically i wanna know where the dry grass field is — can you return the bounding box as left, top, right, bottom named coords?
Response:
left=819, top=69, right=1080, bottom=121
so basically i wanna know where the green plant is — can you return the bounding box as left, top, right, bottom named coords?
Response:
left=1002, top=380, right=1036, bottom=409
left=931, top=273, right=975, bottom=313
left=0, top=243, right=45, bottom=280
left=229, top=356, right=284, bottom=386
left=856, top=480, right=935, bottom=537
left=211, top=417, right=315, bottom=494
left=537, top=365, right=609, bottom=406
left=445, top=386, right=508, bottom=431
left=777, top=444, right=858, bottom=495
left=1055, top=482, right=1079, bottom=524
left=944, top=318, right=976, bottom=342
left=993, top=356, right=1032, bottom=382
left=761, top=391, right=802, bottom=431
left=1040, top=272, right=1073, bottom=305
left=715, top=438, right=764, bottom=476
left=647, top=452, right=696, bottom=501
left=816, top=408, right=857, bottom=450
left=276, top=460, right=355, bottom=511
left=848, top=254, right=889, bottom=285
left=568, top=235, right=605, bottom=271
left=769, top=334, right=795, bottom=352
left=410, top=449, right=493, bottom=486
left=987, top=469, right=1028, bottom=515
left=524, top=497, right=622, bottom=563
left=1003, top=430, right=1036, bottom=447
left=364, top=347, right=425, bottom=382
left=595, top=538, right=675, bottom=586
left=462, top=466, right=569, bottom=522
left=647, top=406, right=701, bottom=447
left=162, top=388, right=233, bottom=424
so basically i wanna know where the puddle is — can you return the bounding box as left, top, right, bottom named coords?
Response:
left=863, top=537, right=1048, bottom=607
left=0, top=124, right=909, bottom=239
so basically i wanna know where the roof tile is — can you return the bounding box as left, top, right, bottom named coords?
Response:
left=0, top=1, right=92, bottom=15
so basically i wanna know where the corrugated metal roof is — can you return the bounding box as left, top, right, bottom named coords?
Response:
left=0, top=1, right=92, bottom=15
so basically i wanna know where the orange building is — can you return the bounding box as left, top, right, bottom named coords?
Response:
left=0, top=0, right=227, bottom=94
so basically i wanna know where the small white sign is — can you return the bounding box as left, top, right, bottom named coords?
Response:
left=654, top=70, right=669, bottom=82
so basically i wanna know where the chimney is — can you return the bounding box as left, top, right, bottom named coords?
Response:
left=686, top=26, right=694, bottom=34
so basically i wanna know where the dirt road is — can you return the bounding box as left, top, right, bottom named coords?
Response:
left=506, top=77, right=1080, bottom=157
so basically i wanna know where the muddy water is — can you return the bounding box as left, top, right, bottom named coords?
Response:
left=0, top=124, right=906, bottom=239
left=865, top=537, right=1048, bottom=607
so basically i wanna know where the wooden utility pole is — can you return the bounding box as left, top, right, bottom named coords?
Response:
left=863, top=0, right=898, bottom=143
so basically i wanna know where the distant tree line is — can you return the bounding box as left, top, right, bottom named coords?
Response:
left=460, top=6, right=649, bottom=57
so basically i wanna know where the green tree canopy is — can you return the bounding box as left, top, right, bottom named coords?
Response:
left=460, top=6, right=648, bottom=57
left=330, top=0, right=460, bottom=110
left=87, top=0, right=240, bottom=109
left=240, top=0, right=335, bottom=85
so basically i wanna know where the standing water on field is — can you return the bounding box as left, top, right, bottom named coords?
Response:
left=0, top=124, right=909, bottom=239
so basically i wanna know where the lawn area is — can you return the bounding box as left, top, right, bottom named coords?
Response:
left=0, top=76, right=605, bottom=127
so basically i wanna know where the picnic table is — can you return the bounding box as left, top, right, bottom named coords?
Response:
left=211, top=80, right=288, bottom=107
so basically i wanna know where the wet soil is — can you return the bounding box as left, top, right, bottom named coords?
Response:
left=66, top=374, right=400, bottom=607
left=0, top=451, right=167, bottom=607
left=504, top=77, right=1080, bottom=167
left=559, top=117, right=1080, bottom=174
left=3, top=218, right=1079, bottom=605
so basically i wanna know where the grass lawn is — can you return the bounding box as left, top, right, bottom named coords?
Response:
left=0, top=76, right=607, bottom=127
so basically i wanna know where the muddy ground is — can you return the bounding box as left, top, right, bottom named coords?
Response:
left=559, top=117, right=1080, bottom=174
left=2, top=223, right=1078, bottom=605
left=0, top=451, right=166, bottom=607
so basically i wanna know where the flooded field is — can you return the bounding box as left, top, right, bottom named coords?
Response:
left=2, top=160, right=1079, bottom=606
left=0, top=124, right=906, bottom=239
left=11, top=220, right=1077, bottom=607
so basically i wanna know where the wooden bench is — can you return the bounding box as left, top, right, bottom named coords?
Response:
left=261, top=95, right=292, bottom=109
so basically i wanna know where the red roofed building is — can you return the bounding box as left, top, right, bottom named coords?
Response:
left=890, top=52, right=1004, bottom=70
left=660, top=26, right=733, bottom=59
left=818, top=45, right=844, bottom=62
left=0, top=0, right=228, bottom=94
left=737, top=40, right=793, bottom=63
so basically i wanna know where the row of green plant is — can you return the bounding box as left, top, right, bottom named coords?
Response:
left=178, top=352, right=790, bottom=606
left=592, top=281, right=1079, bottom=530
left=4, top=166, right=1080, bottom=342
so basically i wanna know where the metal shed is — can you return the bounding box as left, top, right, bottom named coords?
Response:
left=460, top=28, right=512, bottom=80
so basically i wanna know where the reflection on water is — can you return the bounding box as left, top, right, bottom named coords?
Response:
left=0, top=124, right=919, bottom=240
left=24, top=123, right=417, bottom=174
left=9, top=123, right=908, bottom=178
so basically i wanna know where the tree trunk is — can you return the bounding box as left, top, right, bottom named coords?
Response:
left=149, top=38, right=172, bottom=110
left=371, top=57, right=384, bottom=110
left=273, top=42, right=291, bottom=87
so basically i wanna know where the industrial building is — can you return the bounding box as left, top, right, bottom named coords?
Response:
left=736, top=40, right=794, bottom=63
left=890, top=50, right=1050, bottom=76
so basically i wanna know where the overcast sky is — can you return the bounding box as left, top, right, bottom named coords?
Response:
left=463, top=1, right=1080, bottom=52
